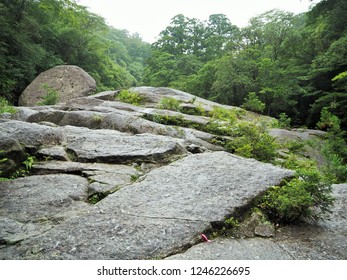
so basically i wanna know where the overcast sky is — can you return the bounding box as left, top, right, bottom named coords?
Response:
left=77, top=0, right=315, bottom=43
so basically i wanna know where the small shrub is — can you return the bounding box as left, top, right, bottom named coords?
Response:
left=260, top=168, right=334, bottom=224
left=317, top=107, right=347, bottom=182
left=316, top=107, right=340, bottom=131
left=117, top=90, right=143, bottom=106
left=158, top=97, right=181, bottom=111
left=38, top=83, right=60, bottom=105
left=278, top=113, right=291, bottom=129
left=0, top=97, right=17, bottom=114
left=241, top=92, right=265, bottom=113
left=225, top=122, right=278, bottom=162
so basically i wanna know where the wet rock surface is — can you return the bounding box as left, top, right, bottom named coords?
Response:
left=0, top=86, right=345, bottom=260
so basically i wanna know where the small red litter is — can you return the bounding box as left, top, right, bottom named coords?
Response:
left=201, top=233, right=212, bottom=242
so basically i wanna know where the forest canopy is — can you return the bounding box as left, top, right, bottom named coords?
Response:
left=0, top=0, right=346, bottom=131
left=144, top=0, right=347, bottom=130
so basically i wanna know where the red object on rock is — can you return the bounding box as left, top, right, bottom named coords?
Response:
left=201, top=234, right=212, bottom=242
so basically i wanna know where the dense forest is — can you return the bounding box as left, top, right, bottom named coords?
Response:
left=0, top=0, right=346, bottom=131
left=0, top=0, right=151, bottom=103
left=144, top=0, right=347, bottom=131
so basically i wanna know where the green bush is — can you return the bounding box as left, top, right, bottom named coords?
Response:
left=0, top=97, right=17, bottom=114
left=117, top=90, right=143, bottom=106
left=317, top=107, right=347, bottom=182
left=260, top=167, right=334, bottom=224
left=158, top=97, right=182, bottom=111
left=278, top=112, right=291, bottom=129
left=316, top=107, right=340, bottom=131
left=241, top=92, right=265, bottom=113
left=225, top=122, right=278, bottom=162
left=38, top=83, right=60, bottom=105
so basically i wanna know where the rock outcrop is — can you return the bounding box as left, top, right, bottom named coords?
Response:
left=0, top=85, right=345, bottom=260
left=18, top=65, right=96, bottom=106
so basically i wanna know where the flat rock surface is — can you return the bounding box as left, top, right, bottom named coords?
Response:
left=63, top=126, right=186, bottom=163
left=0, top=152, right=293, bottom=259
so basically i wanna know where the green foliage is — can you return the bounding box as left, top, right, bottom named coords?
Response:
left=146, top=2, right=347, bottom=130
left=209, top=106, right=237, bottom=123
left=242, top=92, right=265, bottom=113
left=278, top=113, right=291, bottom=129
left=225, top=122, right=278, bottom=162
left=0, top=97, right=17, bottom=114
left=116, top=90, right=143, bottom=106
left=316, top=107, right=340, bottom=131
left=224, top=217, right=240, bottom=228
left=5, top=154, right=36, bottom=180
left=88, top=193, right=107, bottom=204
left=260, top=167, right=334, bottom=224
left=158, top=97, right=182, bottom=111
left=38, top=83, right=60, bottom=105
left=317, top=108, right=347, bottom=182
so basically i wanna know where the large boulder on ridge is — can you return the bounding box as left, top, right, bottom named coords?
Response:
left=18, top=65, right=96, bottom=106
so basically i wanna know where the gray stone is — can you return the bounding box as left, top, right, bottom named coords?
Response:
left=0, top=217, right=53, bottom=245
left=0, top=120, right=64, bottom=148
left=255, top=224, right=275, bottom=237
left=37, top=146, right=69, bottom=161
left=269, top=128, right=326, bottom=142
left=0, top=152, right=293, bottom=259
left=88, top=91, right=118, bottom=101
left=63, top=126, right=186, bottom=164
left=166, top=238, right=294, bottom=260
left=0, top=174, right=89, bottom=222
left=19, top=65, right=96, bottom=106
left=0, top=136, right=27, bottom=177
left=32, top=161, right=140, bottom=194
left=99, top=152, right=294, bottom=222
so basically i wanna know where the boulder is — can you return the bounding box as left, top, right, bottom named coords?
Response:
left=18, top=65, right=96, bottom=106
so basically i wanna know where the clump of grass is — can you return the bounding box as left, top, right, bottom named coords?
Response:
left=116, top=90, right=143, bottom=106
left=158, top=97, right=182, bottom=111
left=92, top=114, right=104, bottom=124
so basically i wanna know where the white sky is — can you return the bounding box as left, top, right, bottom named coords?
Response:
left=77, top=0, right=315, bottom=43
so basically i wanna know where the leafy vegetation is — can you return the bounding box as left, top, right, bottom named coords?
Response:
left=158, top=97, right=182, bottom=111
left=116, top=90, right=143, bottom=106
left=260, top=158, right=334, bottom=224
left=317, top=108, right=347, bottom=182
left=144, top=1, right=347, bottom=131
left=0, top=97, right=17, bottom=114
left=242, top=92, right=265, bottom=113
